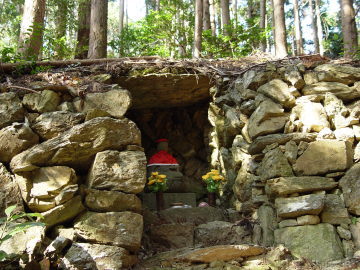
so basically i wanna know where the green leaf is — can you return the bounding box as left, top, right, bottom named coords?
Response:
left=0, top=250, right=8, bottom=261
left=4, top=205, right=16, bottom=218
left=0, top=234, right=12, bottom=243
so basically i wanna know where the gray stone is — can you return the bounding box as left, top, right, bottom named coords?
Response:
left=275, top=194, right=325, bottom=218
left=31, top=111, right=85, bottom=139
left=355, top=143, right=360, bottom=161
left=258, top=205, right=277, bottom=247
left=74, top=211, right=143, bottom=252
left=323, top=93, right=356, bottom=129
left=23, top=90, right=61, bottom=113
left=55, top=184, right=78, bottom=205
left=10, top=117, right=141, bottom=172
left=337, top=226, right=352, bottom=240
left=87, top=150, right=146, bottom=194
left=0, top=92, right=24, bottom=129
left=247, top=99, right=288, bottom=140
left=283, top=66, right=305, bottom=89
left=274, top=223, right=344, bottom=262
left=294, top=140, right=353, bottom=176
left=195, top=221, right=252, bottom=247
left=302, top=82, right=360, bottom=101
left=241, top=70, right=277, bottom=90
left=60, top=242, right=138, bottom=270
left=0, top=122, right=39, bottom=163
left=350, top=222, right=360, bottom=248
left=73, top=87, right=131, bottom=118
left=248, top=133, right=317, bottom=155
left=0, top=163, right=24, bottom=216
left=284, top=141, right=297, bottom=164
left=339, top=163, right=360, bottom=215
left=334, top=127, right=355, bottom=144
left=142, top=192, right=196, bottom=210
left=85, top=189, right=142, bottom=213
left=257, top=148, right=294, bottom=181
left=278, top=219, right=298, bottom=228
left=342, top=240, right=355, bottom=258
left=304, top=71, right=319, bottom=85
left=314, top=64, right=360, bottom=85
left=265, top=176, right=337, bottom=196
left=44, top=236, right=71, bottom=258
left=297, top=215, right=320, bottom=225
left=320, top=194, right=350, bottom=225
left=257, top=79, right=296, bottom=108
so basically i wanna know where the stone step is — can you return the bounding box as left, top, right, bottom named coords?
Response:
left=141, top=192, right=197, bottom=210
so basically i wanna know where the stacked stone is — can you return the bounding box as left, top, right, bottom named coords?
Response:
left=0, top=85, right=146, bottom=269
left=209, top=63, right=360, bottom=263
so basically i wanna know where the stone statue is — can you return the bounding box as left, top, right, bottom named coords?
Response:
left=147, top=139, right=184, bottom=192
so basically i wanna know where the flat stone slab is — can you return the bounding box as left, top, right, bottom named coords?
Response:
left=320, top=194, right=350, bottom=224
left=274, top=223, right=344, bottom=262
left=265, top=176, right=337, bottom=196
left=142, top=192, right=197, bottom=210
left=275, top=194, right=325, bottom=218
left=177, top=245, right=267, bottom=263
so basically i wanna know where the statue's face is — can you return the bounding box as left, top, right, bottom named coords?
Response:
left=157, top=141, right=169, bottom=152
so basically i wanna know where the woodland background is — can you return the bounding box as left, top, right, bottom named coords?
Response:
left=0, top=0, right=359, bottom=63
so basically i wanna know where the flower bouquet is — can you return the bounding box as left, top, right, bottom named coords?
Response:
left=201, top=169, right=225, bottom=193
left=147, top=172, right=168, bottom=192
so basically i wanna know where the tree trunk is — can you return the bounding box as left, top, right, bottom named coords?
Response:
left=220, top=0, right=230, bottom=35
left=247, top=0, right=253, bottom=21
left=260, top=0, right=267, bottom=52
left=209, top=0, right=216, bottom=35
left=18, top=0, right=46, bottom=60
left=272, top=0, right=287, bottom=57
left=119, top=0, right=124, bottom=35
left=340, top=0, right=358, bottom=58
left=193, top=0, right=203, bottom=58
left=309, top=0, right=319, bottom=54
left=216, top=0, right=222, bottom=34
left=315, top=0, right=324, bottom=55
left=75, top=0, right=91, bottom=59
left=203, top=0, right=211, bottom=31
left=54, top=0, right=67, bottom=59
left=88, top=0, right=108, bottom=59
left=155, top=0, right=160, bottom=11
left=293, top=0, right=303, bottom=55
left=232, top=0, right=237, bottom=24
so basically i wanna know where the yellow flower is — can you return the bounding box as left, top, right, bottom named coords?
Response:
left=148, top=180, right=156, bottom=185
left=220, top=176, right=226, bottom=181
left=159, top=174, right=167, bottom=179
left=157, top=179, right=164, bottom=183
left=151, top=172, right=159, bottom=176
left=202, top=175, right=209, bottom=180
left=211, top=169, right=219, bottom=174
left=212, top=175, right=221, bottom=181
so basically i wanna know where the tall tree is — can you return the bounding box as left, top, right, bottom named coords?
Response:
left=18, top=0, right=46, bottom=59
left=203, top=0, right=211, bottom=31
left=119, top=0, right=124, bottom=35
left=260, top=0, right=267, bottom=52
left=221, top=0, right=230, bottom=35
left=155, top=0, right=160, bottom=11
left=340, top=0, right=358, bottom=58
left=293, top=0, right=303, bottom=55
left=209, top=0, right=217, bottom=35
left=54, top=0, right=68, bottom=59
left=88, top=0, right=108, bottom=59
left=75, top=0, right=91, bottom=59
left=193, top=0, right=203, bottom=58
left=315, top=0, right=324, bottom=55
left=272, top=0, right=287, bottom=57
left=309, top=0, right=320, bottom=53
left=232, top=0, right=237, bottom=25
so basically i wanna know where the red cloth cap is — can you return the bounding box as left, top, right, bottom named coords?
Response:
left=156, top=138, right=168, bottom=143
left=148, top=150, right=178, bottom=165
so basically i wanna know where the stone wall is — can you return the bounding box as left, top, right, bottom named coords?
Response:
left=210, top=63, right=360, bottom=262
left=0, top=86, right=146, bottom=268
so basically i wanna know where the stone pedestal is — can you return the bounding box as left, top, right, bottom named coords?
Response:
left=142, top=193, right=197, bottom=210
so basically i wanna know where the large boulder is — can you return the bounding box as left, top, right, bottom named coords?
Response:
left=0, top=163, right=23, bottom=215
left=248, top=133, right=317, bottom=155
left=15, top=166, right=78, bottom=212
left=10, top=117, right=141, bottom=172
left=22, top=90, right=61, bottom=113
left=265, top=176, right=337, bottom=196
left=257, top=148, right=294, bottom=181
left=286, top=101, right=329, bottom=133
left=73, top=87, right=131, bottom=118
left=257, top=79, right=296, bottom=108
left=0, top=92, right=24, bottom=129
left=274, top=223, right=344, bottom=262
left=314, top=64, right=360, bottom=85
left=275, top=194, right=325, bottom=218
left=320, top=194, right=350, bottom=224
left=194, top=221, right=252, bottom=247
left=150, top=223, right=194, bottom=250
left=86, top=150, right=146, bottom=194
left=74, top=211, right=143, bottom=252
left=31, top=111, right=85, bottom=140
left=177, top=245, right=266, bottom=263
left=323, top=93, right=356, bottom=129
left=247, top=99, right=288, bottom=139
left=241, top=69, right=278, bottom=90
left=0, top=123, right=39, bottom=163
left=60, top=243, right=138, bottom=270
left=302, top=82, right=360, bottom=101
left=339, top=163, right=360, bottom=215
left=84, top=189, right=142, bottom=213
left=293, top=140, right=353, bottom=176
